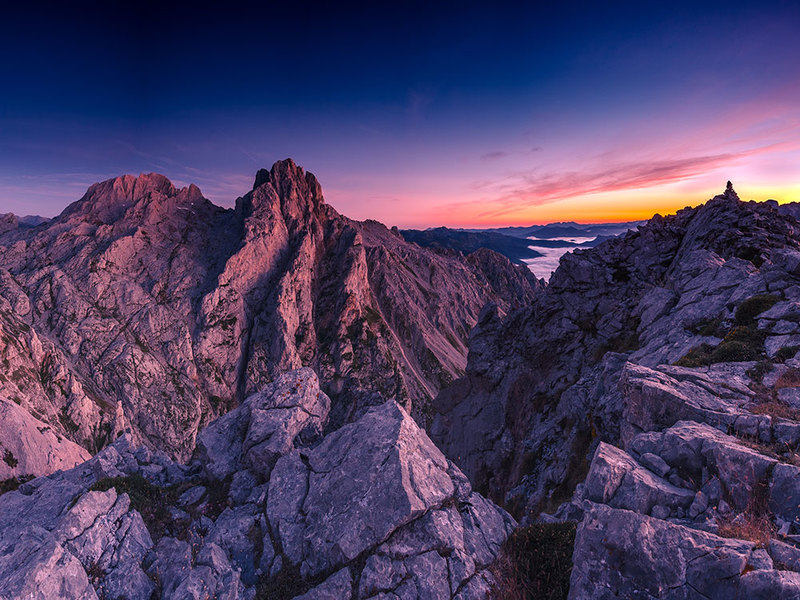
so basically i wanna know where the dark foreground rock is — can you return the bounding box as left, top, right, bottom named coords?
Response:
left=556, top=357, right=800, bottom=598
left=427, top=187, right=800, bottom=597
left=432, top=186, right=800, bottom=516
left=570, top=503, right=800, bottom=599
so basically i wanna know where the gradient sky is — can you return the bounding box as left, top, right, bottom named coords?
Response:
left=1, top=1, right=798, bottom=227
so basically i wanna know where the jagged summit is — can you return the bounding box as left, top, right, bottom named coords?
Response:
left=252, top=158, right=321, bottom=194
left=242, top=159, right=325, bottom=225
left=0, top=160, right=537, bottom=462
left=54, top=159, right=329, bottom=233
left=59, top=172, right=208, bottom=225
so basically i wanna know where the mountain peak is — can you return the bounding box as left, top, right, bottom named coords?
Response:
left=242, top=159, right=325, bottom=222
left=60, top=173, right=205, bottom=224
left=253, top=159, right=322, bottom=198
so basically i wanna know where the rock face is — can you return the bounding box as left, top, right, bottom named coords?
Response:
left=430, top=184, right=800, bottom=596
left=0, top=369, right=514, bottom=599
left=0, top=160, right=538, bottom=462
left=432, top=184, right=800, bottom=512
left=570, top=503, right=800, bottom=599
left=550, top=343, right=800, bottom=596
left=0, top=396, right=90, bottom=480
left=0, top=460, right=154, bottom=600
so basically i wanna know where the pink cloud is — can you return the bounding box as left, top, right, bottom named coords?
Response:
left=449, top=140, right=797, bottom=221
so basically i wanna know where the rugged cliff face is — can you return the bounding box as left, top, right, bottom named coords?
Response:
left=432, top=185, right=800, bottom=513
left=432, top=184, right=800, bottom=596
left=0, top=160, right=539, bottom=462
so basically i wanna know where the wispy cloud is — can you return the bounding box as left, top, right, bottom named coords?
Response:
left=454, top=143, right=792, bottom=220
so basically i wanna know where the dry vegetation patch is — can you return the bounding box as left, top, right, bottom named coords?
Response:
left=489, top=521, right=576, bottom=600
left=750, top=401, right=800, bottom=423
left=775, top=368, right=800, bottom=390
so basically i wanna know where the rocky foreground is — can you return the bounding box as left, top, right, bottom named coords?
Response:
left=0, top=368, right=514, bottom=600
left=559, top=360, right=800, bottom=597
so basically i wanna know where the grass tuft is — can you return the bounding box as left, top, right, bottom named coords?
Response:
left=675, top=326, right=767, bottom=367
left=90, top=474, right=189, bottom=540
left=775, top=368, right=800, bottom=390
left=489, top=522, right=576, bottom=600
left=0, top=474, right=33, bottom=496
left=750, top=401, right=800, bottom=423
left=735, top=294, right=780, bottom=326
left=717, top=513, right=776, bottom=548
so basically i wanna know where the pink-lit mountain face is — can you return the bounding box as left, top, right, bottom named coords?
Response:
left=2, top=175, right=800, bottom=599
left=0, top=159, right=538, bottom=461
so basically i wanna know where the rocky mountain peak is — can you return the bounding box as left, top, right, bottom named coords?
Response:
left=0, top=159, right=537, bottom=464
left=243, top=159, right=325, bottom=225
left=60, top=172, right=209, bottom=226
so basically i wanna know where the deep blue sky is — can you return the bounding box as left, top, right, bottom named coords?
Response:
left=1, top=1, right=798, bottom=226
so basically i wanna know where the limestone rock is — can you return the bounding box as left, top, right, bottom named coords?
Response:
left=0, top=370, right=513, bottom=599
left=0, top=395, right=90, bottom=479
left=569, top=503, right=785, bottom=599
left=0, top=160, right=537, bottom=462
left=269, top=401, right=457, bottom=577
left=195, top=368, right=330, bottom=481
left=583, top=442, right=694, bottom=515
left=433, top=187, right=800, bottom=516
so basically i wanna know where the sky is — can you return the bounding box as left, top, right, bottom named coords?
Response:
left=1, top=1, right=798, bottom=228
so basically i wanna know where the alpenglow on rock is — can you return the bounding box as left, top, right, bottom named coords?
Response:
left=0, top=159, right=538, bottom=463
left=0, top=395, right=90, bottom=480
left=0, top=368, right=515, bottom=599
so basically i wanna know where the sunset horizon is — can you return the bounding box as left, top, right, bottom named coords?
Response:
left=2, top=1, right=797, bottom=229
left=9, top=167, right=797, bottom=230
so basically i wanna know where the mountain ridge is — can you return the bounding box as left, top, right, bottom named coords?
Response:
left=0, top=159, right=539, bottom=464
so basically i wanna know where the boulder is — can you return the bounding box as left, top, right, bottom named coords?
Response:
left=269, top=401, right=458, bottom=577
left=195, top=368, right=330, bottom=481
left=569, top=503, right=779, bottom=599
left=583, top=442, right=694, bottom=515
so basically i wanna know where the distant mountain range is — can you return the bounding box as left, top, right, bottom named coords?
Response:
left=400, top=221, right=642, bottom=265
left=399, top=227, right=544, bottom=264
left=469, top=220, right=645, bottom=239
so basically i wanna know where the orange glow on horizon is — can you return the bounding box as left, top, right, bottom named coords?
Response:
left=360, top=185, right=800, bottom=229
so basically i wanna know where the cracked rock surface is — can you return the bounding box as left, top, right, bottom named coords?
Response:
left=0, top=368, right=514, bottom=599
left=429, top=185, right=800, bottom=597
left=432, top=186, right=800, bottom=515
left=561, top=370, right=800, bottom=598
